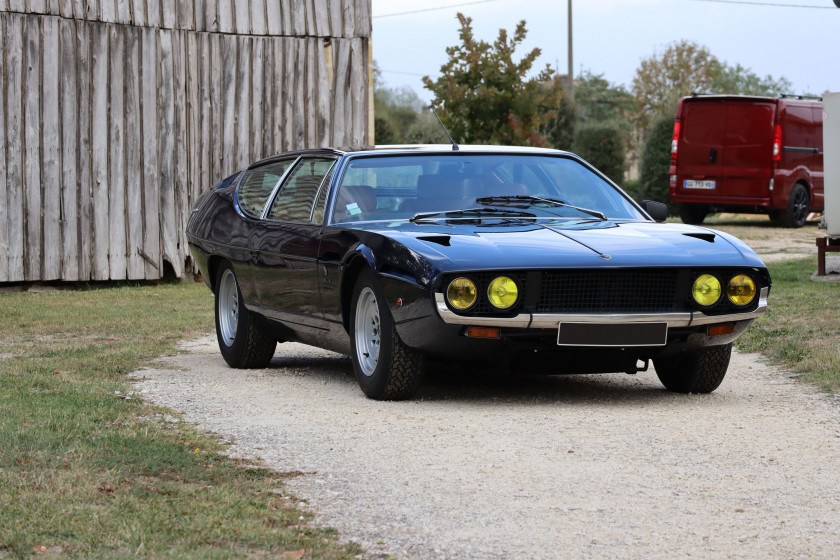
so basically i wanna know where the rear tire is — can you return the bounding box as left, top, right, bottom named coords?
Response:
left=778, top=183, right=809, bottom=228
left=653, top=343, right=732, bottom=394
left=214, top=262, right=277, bottom=368
left=678, top=204, right=708, bottom=225
left=350, top=267, right=424, bottom=400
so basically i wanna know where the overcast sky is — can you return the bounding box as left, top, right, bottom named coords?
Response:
left=371, top=0, right=840, bottom=103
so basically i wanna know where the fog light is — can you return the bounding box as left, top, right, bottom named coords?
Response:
left=727, top=274, right=756, bottom=306
left=692, top=274, right=721, bottom=307
left=487, top=276, right=518, bottom=309
left=447, top=277, right=477, bottom=310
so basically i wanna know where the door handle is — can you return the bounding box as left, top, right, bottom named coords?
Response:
left=709, top=148, right=717, bottom=164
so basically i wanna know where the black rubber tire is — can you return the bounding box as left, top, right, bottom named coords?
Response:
left=214, top=262, right=276, bottom=368
left=678, top=204, right=708, bottom=225
left=778, top=183, right=809, bottom=228
left=768, top=209, right=781, bottom=223
left=349, top=267, right=424, bottom=400
left=653, top=343, right=732, bottom=394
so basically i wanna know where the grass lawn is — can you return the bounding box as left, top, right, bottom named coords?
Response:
left=0, top=283, right=361, bottom=559
left=735, top=256, right=840, bottom=393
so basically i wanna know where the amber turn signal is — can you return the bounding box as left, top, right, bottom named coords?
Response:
left=707, top=324, right=735, bottom=336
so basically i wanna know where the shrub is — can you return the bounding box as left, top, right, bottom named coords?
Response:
left=639, top=115, right=675, bottom=211
left=572, top=122, right=627, bottom=183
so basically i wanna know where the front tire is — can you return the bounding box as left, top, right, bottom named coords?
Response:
left=653, top=343, right=732, bottom=393
left=678, top=204, right=708, bottom=225
left=214, top=263, right=276, bottom=368
left=350, top=268, right=424, bottom=400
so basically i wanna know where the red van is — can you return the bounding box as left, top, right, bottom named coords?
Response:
left=668, top=94, right=823, bottom=227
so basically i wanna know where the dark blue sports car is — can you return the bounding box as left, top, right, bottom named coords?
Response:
left=186, top=145, right=770, bottom=400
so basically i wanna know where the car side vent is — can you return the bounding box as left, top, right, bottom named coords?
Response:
left=683, top=232, right=716, bottom=243
left=418, top=235, right=451, bottom=247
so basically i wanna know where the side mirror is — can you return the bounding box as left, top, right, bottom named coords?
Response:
left=641, top=200, right=668, bottom=223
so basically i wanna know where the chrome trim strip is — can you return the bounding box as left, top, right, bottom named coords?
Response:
left=433, top=286, right=769, bottom=329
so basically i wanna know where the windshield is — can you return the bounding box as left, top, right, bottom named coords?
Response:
left=331, top=154, right=645, bottom=224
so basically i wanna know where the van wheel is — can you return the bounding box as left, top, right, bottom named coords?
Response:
left=678, top=204, right=707, bottom=225
left=779, top=184, right=809, bottom=228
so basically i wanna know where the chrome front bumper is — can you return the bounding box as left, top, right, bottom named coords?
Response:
left=434, top=287, right=769, bottom=329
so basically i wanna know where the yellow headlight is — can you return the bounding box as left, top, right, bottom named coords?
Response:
left=447, top=277, right=477, bottom=310
left=487, top=276, right=518, bottom=309
left=692, top=274, right=721, bottom=307
left=727, top=274, right=756, bottom=306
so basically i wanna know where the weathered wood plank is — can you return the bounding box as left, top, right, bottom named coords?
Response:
left=305, top=38, right=317, bottom=147
left=177, top=0, right=193, bottom=30
left=313, top=0, right=329, bottom=37
left=350, top=37, right=366, bottom=145
left=294, top=39, right=305, bottom=149
left=161, top=0, right=175, bottom=28
left=124, top=25, right=144, bottom=279
left=217, top=0, right=232, bottom=33
left=109, top=24, right=127, bottom=280
left=42, top=15, right=61, bottom=280
left=23, top=16, right=42, bottom=280
left=221, top=35, right=236, bottom=172
left=266, top=0, right=282, bottom=35
left=99, top=0, right=115, bottom=22
left=141, top=26, right=161, bottom=278
left=5, top=15, right=25, bottom=281
left=186, top=31, right=200, bottom=204
left=27, top=0, right=47, bottom=13
left=0, top=15, right=8, bottom=282
left=197, top=32, right=211, bottom=201
left=158, top=30, right=179, bottom=277
left=76, top=20, right=93, bottom=280
left=72, top=0, right=85, bottom=19
left=236, top=36, right=252, bottom=166
left=261, top=38, right=274, bottom=157
left=291, top=0, right=304, bottom=35
left=270, top=37, right=284, bottom=153
left=342, top=0, right=353, bottom=38
left=233, top=0, right=249, bottom=35
left=283, top=38, right=295, bottom=151
left=280, top=0, right=291, bottom=35
left=209, top=32, right=223, bottom=182
left=59, top=18, right=79, bottom=280
left=316, top=38, right=331, bottom=147
left=251, top=37, right=265, bottom=161
left=132, top=0, right=147, bottom=27
left=331, top=39, right=349, bottom=146
left=304, top=0, right=314, bottom=36
left=8, top=1, right=24, bottom=14
left=116, top=0, right=130, bottom=24
left=355, top=0, right=370, bottom=37
left=58, top=0, right=73, bottom=18
left=146, top=0, right=160, bottom=27
left=172, top=30, right=187, bottom=278
left=91, top=23, right=110, bottom=280
left=250, top=0, right=265, bottom=35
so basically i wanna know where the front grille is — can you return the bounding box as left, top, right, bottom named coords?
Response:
left=537, top=270, right=679, bottom=313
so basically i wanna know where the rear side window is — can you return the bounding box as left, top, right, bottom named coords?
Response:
left=267, top=158, right=336, bottom=222
left=237, top=160, right=294, bottom=217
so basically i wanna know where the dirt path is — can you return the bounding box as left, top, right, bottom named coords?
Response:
left=134, top=337, right=840, bottom=559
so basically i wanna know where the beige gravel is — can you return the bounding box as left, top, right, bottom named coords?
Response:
left=133, top=337, right=840, bottom=559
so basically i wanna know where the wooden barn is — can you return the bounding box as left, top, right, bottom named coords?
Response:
left=0, top=0, right=373, bottom=282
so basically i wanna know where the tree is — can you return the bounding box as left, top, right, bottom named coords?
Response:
left=575, top=70, right=635, bottom=130
left=639, top=115, right=676, bottom=211
left=573, top=122, right=627, bottom=183
left=422, top=13, right=563, bottom=146
left=712, top=63, right=793, bottom=97
left=540, top=95, right=576, bottom=151
left=373, top=61, right=425, bottom=144
left=631, top=40, right=720, bottom=133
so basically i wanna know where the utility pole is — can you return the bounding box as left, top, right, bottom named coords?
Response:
left=567, top=0, right=574, bottom=103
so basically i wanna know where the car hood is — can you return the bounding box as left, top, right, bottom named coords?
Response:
left=356, top=219, right=766, bottom=272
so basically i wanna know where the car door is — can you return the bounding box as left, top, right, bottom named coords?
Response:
left=250, top=157, right=337, bottom=328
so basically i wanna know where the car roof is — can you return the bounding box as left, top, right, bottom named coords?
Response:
left=249, top=144, right=576, bottom=169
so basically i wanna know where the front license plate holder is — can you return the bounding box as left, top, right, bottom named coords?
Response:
left=684, top=179, right=716, bottom=189
left=557, top=322, right=668, bottom=347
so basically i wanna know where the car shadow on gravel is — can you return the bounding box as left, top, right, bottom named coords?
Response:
left=265, top=353, right=699, bottom=406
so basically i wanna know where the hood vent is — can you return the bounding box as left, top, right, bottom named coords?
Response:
left=418, top=235, right=451, bottom=247
left=683, top=232, right=716, bottom=243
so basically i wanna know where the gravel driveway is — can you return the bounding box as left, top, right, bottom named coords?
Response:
left=133, top=337, right=840, bottom=559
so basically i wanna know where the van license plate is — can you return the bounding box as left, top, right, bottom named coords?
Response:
left=684, top=180, right=715, bottom=189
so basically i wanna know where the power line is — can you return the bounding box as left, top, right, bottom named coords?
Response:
left=692, top=0, right=835, bottom=8
left=373, top=0, right=501, bottom=19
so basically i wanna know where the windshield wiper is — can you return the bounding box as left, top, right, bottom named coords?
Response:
left=475, top=195, right=607, bottom=221
left=409, top=207, right=536, bottom=223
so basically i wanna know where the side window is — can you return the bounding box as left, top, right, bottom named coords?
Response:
left=237, top=160, right=294, bottom=217
left=312, top=166, right=337, bottom=224
left=267, top=158, right=336, bottom=222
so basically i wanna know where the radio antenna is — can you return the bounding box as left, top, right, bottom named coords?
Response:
left=431, top=106, right=459, bottom=151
